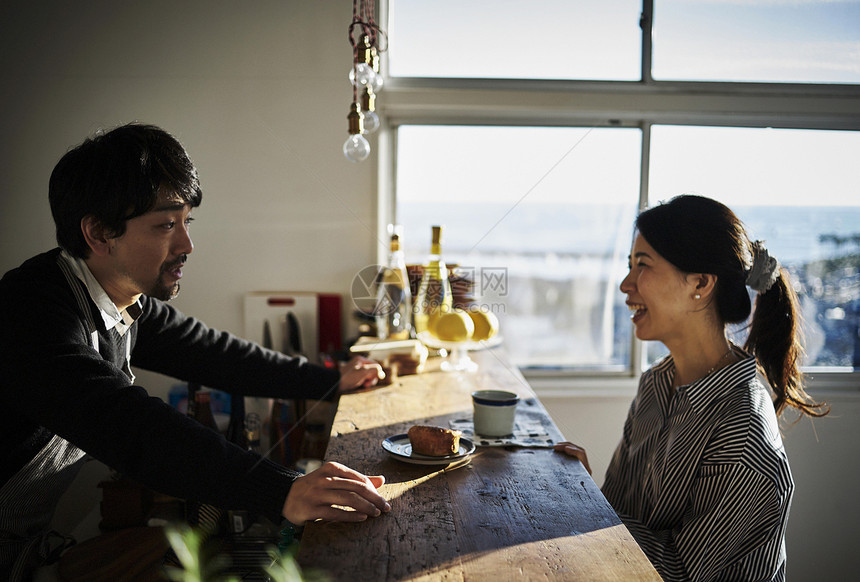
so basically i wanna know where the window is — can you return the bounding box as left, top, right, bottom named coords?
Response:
left=388, top=0, right=642, bottom=81
left=382, top=1, right=860, bottom=377
left=653, top=0, right=860, bottom=84
left=648, top=126, right=860, bottom=368
left=396, top=126, right=640, bottom=369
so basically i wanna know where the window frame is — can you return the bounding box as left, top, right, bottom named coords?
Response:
left=377, top=0, right=860, bottom=391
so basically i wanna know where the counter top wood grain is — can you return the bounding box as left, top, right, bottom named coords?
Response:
left=297, top=348, right=661, bottom=581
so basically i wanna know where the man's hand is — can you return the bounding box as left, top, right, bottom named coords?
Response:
left=337, top=355, right=384, bottom=393
left=281, top=461, right=391, bottom=525
left=553, top=441, right=592, bottom=475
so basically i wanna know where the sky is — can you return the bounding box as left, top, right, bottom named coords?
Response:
left=389, top=0, right=860, bottom=84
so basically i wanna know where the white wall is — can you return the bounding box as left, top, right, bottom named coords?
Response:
left=2, top=3, right=857, bottom=581
left=1, top=1, right=381, bottom=567
left=0, top=1, right=380, bottom=402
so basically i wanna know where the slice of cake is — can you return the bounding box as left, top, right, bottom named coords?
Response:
left=407, top=425, right=462, bottom=456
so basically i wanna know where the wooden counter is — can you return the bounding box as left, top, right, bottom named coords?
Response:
left=297, top=348, right=661, bottom=581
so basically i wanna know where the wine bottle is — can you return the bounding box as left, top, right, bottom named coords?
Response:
left=189, top=386, right=218, bottom=432
left=268, top=400, right=288, bottom=466
left=375, top=231, right=413, bottom=340
left=225, top=393, right=247, bottom=449
left=414, top=225, right=453, bottom=335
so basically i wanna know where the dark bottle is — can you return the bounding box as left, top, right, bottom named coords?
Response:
left=185, top=383, right=224, bottom=535
left=225, top=394, right=247, bottom=449
left=268, top=400, right=289, bottom=466
left=229, top=413, right=265, bottom=536
left=192, top=390, right=218, bottom=431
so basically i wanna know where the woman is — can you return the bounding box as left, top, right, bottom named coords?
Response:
left=555, top=195, right=828, bottom=582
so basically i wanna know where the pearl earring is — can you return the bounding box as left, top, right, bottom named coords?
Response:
left=694, top=294, right=701, bottom=300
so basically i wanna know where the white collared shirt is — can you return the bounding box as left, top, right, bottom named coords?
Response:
left=59, top=250, right=141, bottom=381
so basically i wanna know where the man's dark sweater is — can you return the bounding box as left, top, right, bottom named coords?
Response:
left=0, top=248, right=342, bottom=519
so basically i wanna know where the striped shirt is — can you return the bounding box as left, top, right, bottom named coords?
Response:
left=602, top=350, right=792, bottom=582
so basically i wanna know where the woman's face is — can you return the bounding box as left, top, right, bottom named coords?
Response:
left=620, top=234, right=698, bottom=345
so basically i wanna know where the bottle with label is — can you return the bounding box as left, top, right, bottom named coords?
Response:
left=413, top=225, right=453, bottom=335
left=375, top=230, right=413, bottom=340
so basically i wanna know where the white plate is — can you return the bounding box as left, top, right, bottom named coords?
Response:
left=382, top=433, right=476, bottom=465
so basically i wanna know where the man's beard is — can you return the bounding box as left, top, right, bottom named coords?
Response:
left=148, top=255, right=186, bottom=301
left=149, top=280, right=181, bottom=301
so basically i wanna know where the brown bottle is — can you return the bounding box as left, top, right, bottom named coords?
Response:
left=185, top=383, right=224, bottom=534
left=192, top=390, right=218, bottom=431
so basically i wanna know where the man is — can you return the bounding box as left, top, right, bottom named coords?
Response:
left=0, top=123, right=389, bottom=578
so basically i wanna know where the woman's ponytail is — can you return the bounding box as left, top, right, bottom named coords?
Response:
left=745, top=269, right=829, bottom=418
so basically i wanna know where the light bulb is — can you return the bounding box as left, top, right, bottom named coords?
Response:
left=369, top=72, right=384, bottom=94
left=343, top=133, right=371, bottom=162
left=362, top=110, right=380, bottom=134
left=369, top=46, right=383, bottom=94
left=360, top=88, right=379, bottom=134
left=349, top=63, right=377, bottom=88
